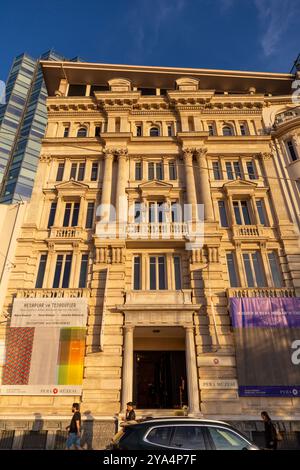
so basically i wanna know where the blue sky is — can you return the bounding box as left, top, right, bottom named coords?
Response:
left=1, top=0, right=300, bottom=80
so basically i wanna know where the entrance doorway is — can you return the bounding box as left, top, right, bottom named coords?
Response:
left=133, top=351, right=188, bottom=409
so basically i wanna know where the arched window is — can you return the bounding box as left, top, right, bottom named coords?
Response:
left=222, top=125, right=234, bottom=136
left=150, top=127, right=160, bottom=137
left=77, top=127, right=87, bottom=137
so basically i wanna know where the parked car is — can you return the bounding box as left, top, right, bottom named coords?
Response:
left=108, top=418, right=259, bottom=450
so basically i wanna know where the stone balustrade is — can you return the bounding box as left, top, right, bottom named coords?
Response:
left=227, top=287, right=295, bottom=298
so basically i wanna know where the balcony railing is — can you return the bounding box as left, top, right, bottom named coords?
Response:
left=126, top=222, right=189, bottom=239
left=49, top=227, right=82, bottom=239
left=232, top=225, right=262, bottom=238
left=274, top=108, right=300, bottom=126
left=16, top=288, right=90, bottom=298
left=227, top=287, right=295, bottom=298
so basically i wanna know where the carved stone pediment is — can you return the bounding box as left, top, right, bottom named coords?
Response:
left=138, top=179, right=173, bottom=198
left=108, top=77, right=132, bottom=92
left=54, top=179, right=89, bottom=196
left=176, top=77, right=200, bottom=91
left=223, top=178, right=257, bottom=195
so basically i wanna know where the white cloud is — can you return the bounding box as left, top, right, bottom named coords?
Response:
left=254, top=0, right=300, bottom=56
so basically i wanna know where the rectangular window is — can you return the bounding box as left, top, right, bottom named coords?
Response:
left=226, top=162, right=234, bottom=180
left=243, top=252, right=266, bottom=287
left=212, top=162, right=221, bottom=180
left=47, top=202, right=57, bottom=228
left=135, top=162, right=142, bottom=180
left=256, top=200, right=267, bottom=226
left=148, top=162, right=155, bottom=180
left=134, top=201, right=141, bottom=223
left=133, top=256, right=141, bottom=290
left=287, top=140, right=298, bottom=162
left=63, top=203, right=71, bottom=227
left=62, top=254, right=72, bottom=288
left=240, top=124, right=247, bottom=136
left=136, top=125, right=142, bottom=137
left=79, top=254, right=88, bottom=288
left=85, top=202, right=95, bottom=228
left=169, top=161, right=177, bottom=180
left=233, top=161, right=242, bottom=178
left=171, top=202, right=180, bottom=223
left=167, top=125, right=173, bottom=136
left=218, top=201, right=228, bottom=227
left=246, top=160, right=257, bottom=179
left=91, top=163, right=99, bottom=181
left=226, top=253, right=239, bottom=287
left=156, top=162, right=163, bottom=180
left=53, top=254, right=63, bottom=288
left=233, top=201, right=251, bottom=225
left=208, top=124, right=214, bottom=136
left=174, top=256, right=182, bottom=290
left=71, top=202, right=80, bottom=226
left=95, top=126, right=101, bottom=137
left=63, top=127, right=69, bottom=138
left=56, top=163, right=64, bottom=181
left=63, top=202, right=80, bottom=227
left=77, top=162, right=85, bottom=181
left=35, top=254, right=47, bottom=288
left=268, top=252, right=283, bottom=287
left=70, top=163, right=77, bottom=180
left=149, top=256, right=166, bottom=290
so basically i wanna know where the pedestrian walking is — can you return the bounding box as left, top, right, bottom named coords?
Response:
left=261, top=411, right=278, bottom=450
left=66, top=403, right=82, bottom=450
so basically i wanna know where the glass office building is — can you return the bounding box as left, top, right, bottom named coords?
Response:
left=0, top=50, right=78, bottom=203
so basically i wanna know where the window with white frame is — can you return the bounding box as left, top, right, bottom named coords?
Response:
left=149, top=256, right=167, bottom=290
left=242, top=251, right=266, bottom=287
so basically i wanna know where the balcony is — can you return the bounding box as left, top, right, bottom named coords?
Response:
left=16, top=288, right=90, bottom=298
left=127, top=222, right=189, bottom=239
left=274, top=107, right=300, bottom=127
left=232, top=225, right=261, bottom=238
left=227, top=287, right=295, bottom=298
left=49, top=227, right=82, bottom=239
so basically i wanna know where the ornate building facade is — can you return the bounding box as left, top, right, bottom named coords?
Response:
left=0, top=61, right=300, bottom=448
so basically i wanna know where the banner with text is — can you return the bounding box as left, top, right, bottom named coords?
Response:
left=230, top=297, right=300, bottom=397
left=0, top=298, right=88, bottom=395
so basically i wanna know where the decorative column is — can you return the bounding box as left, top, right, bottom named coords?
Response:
left=100, top=149, right=114, bottom=220
left=185, top=326, right=201, bottom=416
left=260, top=152, right=291, bottom=224
left=121, top=325, right=134, bottom=412
left=195, top=148, right=214, bottom=221
left=183, top=148, right=197, bottom=220
left=115, top=149, right=128, bottom=224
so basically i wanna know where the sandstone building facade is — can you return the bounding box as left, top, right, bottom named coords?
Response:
left=0, top=62, right=300, bottom=448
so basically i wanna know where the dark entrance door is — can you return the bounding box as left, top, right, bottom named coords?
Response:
left=133, top=351, right=188, bottom=409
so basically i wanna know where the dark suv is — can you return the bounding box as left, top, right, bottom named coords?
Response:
left=109, top=418, right=259, bottom=450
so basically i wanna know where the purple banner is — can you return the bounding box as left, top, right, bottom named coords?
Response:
left=230, top=297, right=300, bottom=328
left=239, top=386, right=300, bottom=397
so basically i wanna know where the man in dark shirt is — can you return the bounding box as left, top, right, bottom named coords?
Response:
left=66, top=403, right=82, bottom=450
left=125, top=402, right=136, bottom=422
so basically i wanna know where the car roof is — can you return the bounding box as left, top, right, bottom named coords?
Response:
left=129, top=417, right=233, bottom=426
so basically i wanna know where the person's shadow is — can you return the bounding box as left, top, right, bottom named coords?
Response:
left=80, top=411, right=94, bottom=450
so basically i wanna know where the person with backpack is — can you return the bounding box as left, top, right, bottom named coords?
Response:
left=261, top=411, right=278, bottom=450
